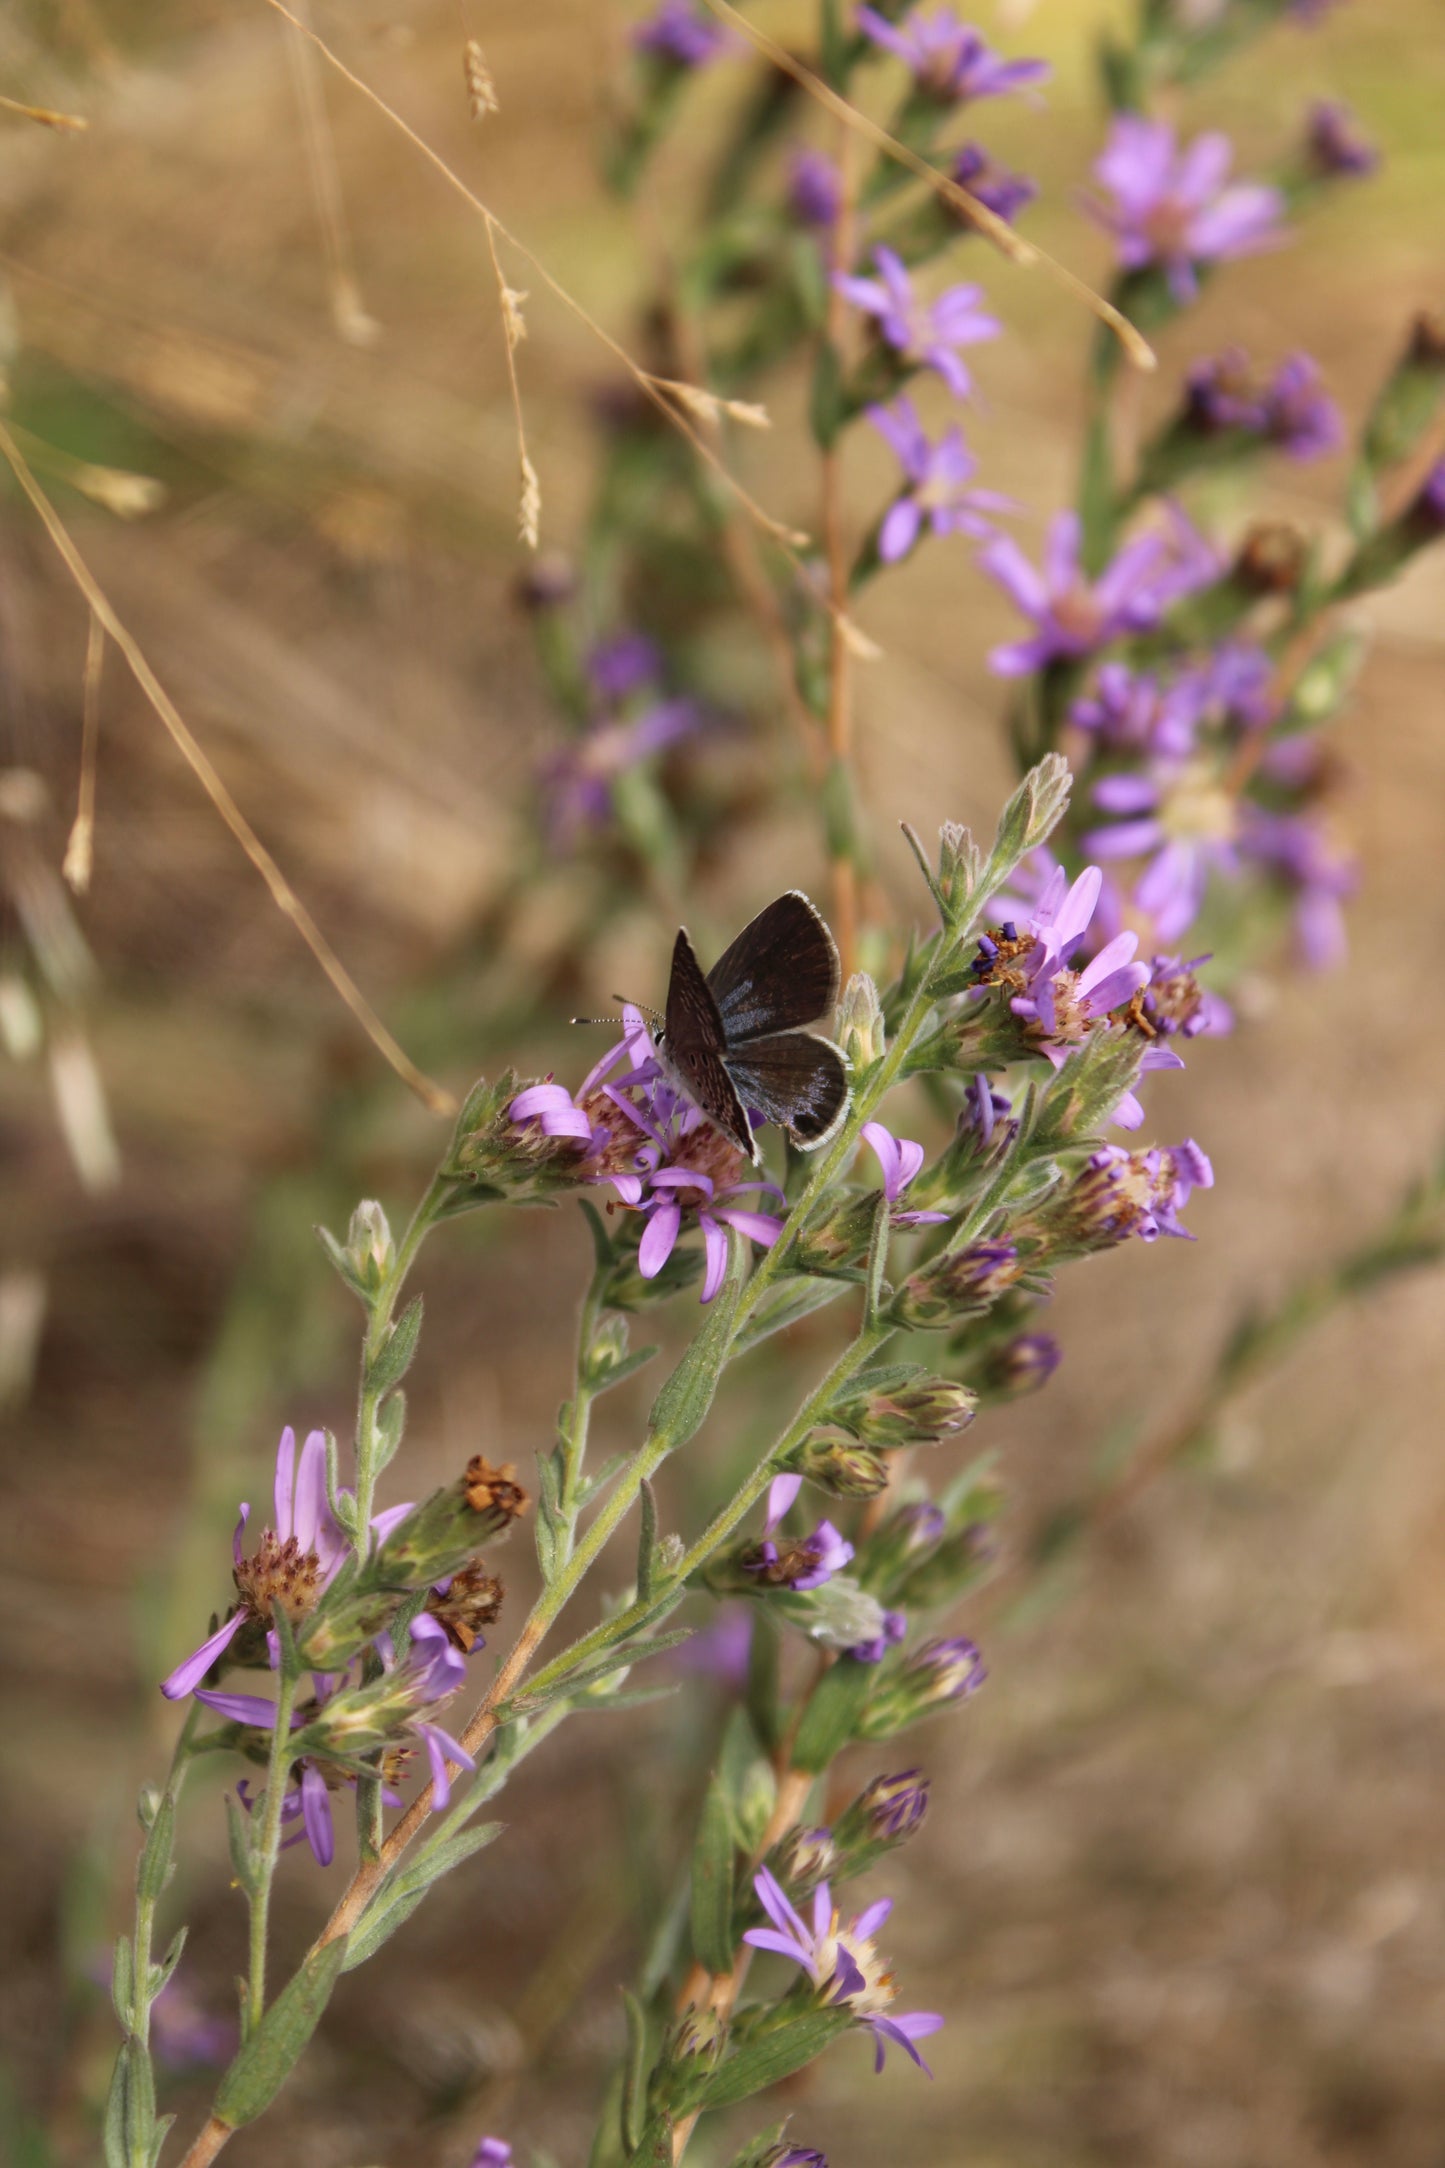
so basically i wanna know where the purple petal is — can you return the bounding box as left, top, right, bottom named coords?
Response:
left=300, top=1763, right=335, bottom=1866
left=753, top=1865, right=812, bottom=1948
left=638, top=1200, right=682, bottom=1279
left=291, top=1430, right=329, bottom=1553
left=160, top=1610, right=247, bottom=1701
left=699, top=1214, right=729, bottom=1303
left=879, top=496, right=922, bottom=564
left=766, top=1472, right=804, bottom=1529
left=977, top=533, right=1047, bottom=617
left=853, top=1897, right=893, bottom=1939
left=193, top=1686, right=287, bottom=1727
left=710, top=1207, right=783, bottom=1248
left=272, top=1424, right=297, bottom=1538
left=1092, top=774, right=1158, bottom=815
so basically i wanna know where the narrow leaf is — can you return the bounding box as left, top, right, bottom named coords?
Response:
left=790, top=1659, right=876, bottom=1774
left=689, top=2008, right=852, bottom=2112
left=213, top=1940, right=348, bottom=2125
left=647, top=1233, right=745, bottom=1452
left=365, top=1295, right=424, bottom=1395
left=690, top=1776, right=737, bottom=1976
left=134, top=1793, right=175, bottom=1909
left=621, top=1988, right=652, bottom=2154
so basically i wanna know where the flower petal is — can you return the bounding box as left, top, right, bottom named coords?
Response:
left=300, top=1763, right=335, bottom=1867
left=160, top=1609, right=247, bottom=1701
left=638, top=1200, right=682, bottom=1279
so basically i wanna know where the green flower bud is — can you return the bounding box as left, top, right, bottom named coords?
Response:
left=891, top=1243, right=1022, bottom=1329
left=836, top=970, right=886, bottom=1071
left=793, top=1192, right=878, bottom=1278
left=832, top=1370, right=976, bottom=1445
left=855, top=1636, right=986, bottom=1739
left=791, top=1433, right=890, bottom=1498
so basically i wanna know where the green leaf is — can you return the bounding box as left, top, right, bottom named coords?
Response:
left=637, top=1477, right=661, bottom=1605
left=134, top=1792, right=175, bottom=1910
left=688, top=2007, right=852, bottom=2112
left=213, top=1940, right=348, bottom=2125
left=365, top=1295, right=424, bottom=1395
left=224, top=1791, right=256, bottom=1896
left=578, top=1197, right=616, bottom=1268
left=690, top=1776, right=737, bottom=1976
left=862, top=1189, right=891, bottom=1328
left=110, top=1936, right=134, bottom=2030
left=148, top=1925, right=188, bottom=2003
left=534, top=1447, right=567, bottom=1584
left=646, top=1232, right=745, bottom=1453
left=790, top=1659, right=876, bottom=1773
left=730, top=1274, right=845, bottom=1354
left=342, top=1826, right=503, bottom=1972
left=375, top=1388, right=407, bottom=1464
left=102, top=2038, right=157, bottom=2168
left=621, top=1988, right=653, bottom=2154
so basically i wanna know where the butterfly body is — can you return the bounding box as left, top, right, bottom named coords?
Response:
left=656, top=891, right=850, bottom=1163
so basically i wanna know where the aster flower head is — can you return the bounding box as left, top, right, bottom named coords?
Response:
left=633, top=0, right=733, bottom=67
left=869, top=397, right=1012, bottom=564
left=1085, top=760, right=1241, bottom=945
left=1058, top=1139, right=1214, bottom=1248
left=1072, top=661, right=1204, bottom=761
left=587, top=629, right=661, bottom=705
left=160, top=1427, right=353, bottom=1701
left=952, top=142, right=1037, bottom=225
left=744, top=1517, right=856, bottom=1592
left=744, top=1866, right=945, bottom=2073
left=1088, top=115, right=1287, bottom=304
left=979, top=507, right=1216, bottom=676
left=1307, top=98, right=1379, bottom=179
left=470, top=2142, right=514, bottom=2168
left=835, top=247, right=1000, bottom=398
left=974, top=862, right=1151, bottom=1053
left=856, top=5, right=1049, bottom=105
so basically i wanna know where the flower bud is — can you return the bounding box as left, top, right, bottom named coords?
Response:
left=671, top=2006, right=727, bottom=2066
left=836, top=971, right=886, bottom=1071
left=833, top=1769, right=930, bottom=1854
left=856, top=1636, right=986, bottom=1739
left=347, top=1200, right=394, bottom=1291
left=832, top=1371, right=977, bottom=1445
left=891, top=1243, right=1021, bottom=1329
left=297, top=1584, right=404, bottom=1669
left=968, top=1331, right=1061, bottom=1402
left=894, top=1519, right=1000, bottom=1609
left=791, top=1433, right=890, bottom=1499
left=770, top=1824, right=838, bottom=1896
left=935, top=819, right=982, bottom=919
left=793, top=1192, right=879, bottom=1278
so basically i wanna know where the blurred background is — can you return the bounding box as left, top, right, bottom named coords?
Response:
left=4, top=2, right=1445, bottom=2164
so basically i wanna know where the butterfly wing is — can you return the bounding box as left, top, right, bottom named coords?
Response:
left=706, top=891, right=841, bottom=1044
left=662, top=928, right=758, bottom=1159
left=723, top=1031, right=850, bottom=1150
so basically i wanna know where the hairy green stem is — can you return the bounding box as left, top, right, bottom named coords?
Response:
left=352, top=1171, right=452, bottom=1544
left=245, top=1666, right=300, bottom=2033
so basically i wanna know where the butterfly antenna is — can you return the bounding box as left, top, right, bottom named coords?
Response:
left=570, top=1013, right=621, bottom=1028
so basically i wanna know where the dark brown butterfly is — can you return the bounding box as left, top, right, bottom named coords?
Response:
left=656, top=891, right=850, bottom=1164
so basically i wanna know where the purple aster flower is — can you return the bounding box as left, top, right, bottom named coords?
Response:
left=470, top=2143, right=514, bottom=2168
left=744, top=1866, right=945, bottom=2073
left=160, top=1427, right=351, bottom=1700
left=1071, top=661, right=1204, bottom=759
left=846, top=1607, right=908, bottom=1664
left=860, top=1120, right=949, bottom=1225
left=789, top=146, right=843, bottom=230
left=673, top=1603, right=753, bottom=1688
left=1087, top=115, right=1287, bottom=303
left=1085, top=760, right=1241, bottom=944
left=835, top=246, right=1000, bottom=398
left=1138, top=953, right=1233, bottom=1040
left=633, top=0, right=732, bottom=67
left=541, top=698, right=708, bottom=845
left=952, top=142, right=1036, bottom=225
left=984, top=862, right=1151, bottom=1047
left=856, top=6, right=1049, bottom=104
left=1239, top=809, right=1356, bottom=969
left=978, top=508, right=1214, bottom=676
left=1067, top=1139, right=1214, bottom=1244
left=1307, top=98, right=1379, bottom=180
left=869, top=397, right=1011, bottom=563
left=776, top=2151, right=828, bottom=2168
left=744, top=1517, right=855, bottom=1592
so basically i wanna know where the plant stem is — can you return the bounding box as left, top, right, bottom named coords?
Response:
left=245, top=1666, right=301, bottom=2034
left=352, top=1171, right=451, bottom=1545
left=560, top=1263, right=609, bottom=1539
left=822, top=113, right=861, bottom=980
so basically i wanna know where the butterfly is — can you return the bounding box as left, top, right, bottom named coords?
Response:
left=654, top=891, right=850, bottom=1165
